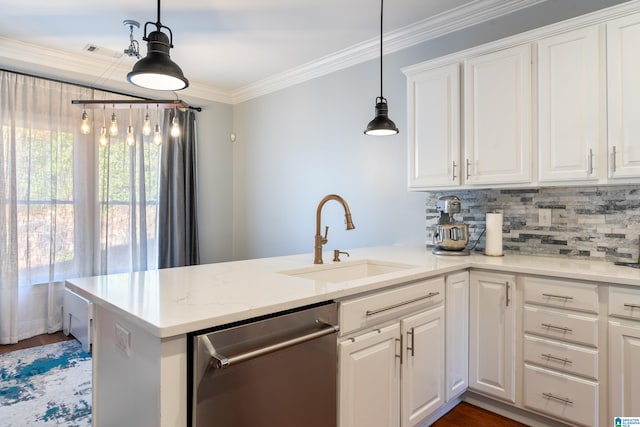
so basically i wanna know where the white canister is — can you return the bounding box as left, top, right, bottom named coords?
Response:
left=485, top=212, right=503, bottom=256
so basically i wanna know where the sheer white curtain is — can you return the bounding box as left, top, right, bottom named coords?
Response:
left=0, top=71, right=162, bottom=344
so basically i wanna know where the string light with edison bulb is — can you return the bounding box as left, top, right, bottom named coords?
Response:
left=80, top=106, right=91, bottom=134
left=126, top=105, right=136, bottom=147
left=99, top=105, right=108, bottom=146
left=72, top=99, right=199, bottom=146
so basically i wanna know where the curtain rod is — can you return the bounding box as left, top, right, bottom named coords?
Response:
left=1, top=67, right=202, bottom=112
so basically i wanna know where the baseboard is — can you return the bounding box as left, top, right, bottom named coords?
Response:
left=417, top=397, right=462, bottom=427
left=462, top=391, right=570, bottom=427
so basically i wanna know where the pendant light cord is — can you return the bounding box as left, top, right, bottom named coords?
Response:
left=157, top=0, right=162, bottom=25
left=379, top=0, right=384, bottom=99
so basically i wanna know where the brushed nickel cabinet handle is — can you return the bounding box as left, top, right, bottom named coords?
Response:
left=407, top=328, right=415, bottom=357
left=541, top=353, right=572, bottom=364
left=452, top=161, right=457, bottom=181
left=366, top=292, right=440, bottom=317
left=506, top=282, right=510, bottom=307
left=542, top=293, right=574, bottom=301
left=587, top=148, right=593, bottom=175
left=542, top=392, right=574, bottom=405
left=541, top=323, right=572, bottom=333
left=611, top=146, right=617, bottom=173
left=624, top=303, right=640, bottom=309
left=466, top=159, right=471, bottom=179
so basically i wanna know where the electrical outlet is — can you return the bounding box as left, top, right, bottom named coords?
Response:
left=539, top=208, right=552, bottom=227
left=115, top=323, right=131, bottom=357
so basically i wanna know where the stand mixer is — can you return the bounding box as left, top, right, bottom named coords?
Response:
left=431, top=196, right=470, bottom=256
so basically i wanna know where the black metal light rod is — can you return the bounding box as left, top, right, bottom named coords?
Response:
left=71, top=99, right=201, bottom=112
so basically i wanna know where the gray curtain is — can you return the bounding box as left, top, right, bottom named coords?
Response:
left=158, top=108, right=200, bottom=268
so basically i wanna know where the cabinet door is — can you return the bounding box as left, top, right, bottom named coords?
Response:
left=401, top=305, right=445, bottom=427
left=607, top=13, right=640, bottom=179
left=339, top=324, right=401, bottom=427
left=445, top=271, right=469, bottom=401
left=464, top=44, right=532, bottom=185
left=469, top=271, right=516, bottom=403
left=407, top=64, right=461, bottom=189
left=538, top=26, right=603, bottom=182
left=609, top=320, right=640, bottom=417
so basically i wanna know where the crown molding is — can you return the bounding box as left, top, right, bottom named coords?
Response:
left=230, top=0, right=547, bottom=103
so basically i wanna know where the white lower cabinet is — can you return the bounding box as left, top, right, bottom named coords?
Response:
left=401, top=306, right=445, bottom=427
left=522, top=276, right=601, bottom=426
left=609, top=285, right=640, bottom=418
left=338, top=277, right=445, bottom=427
left=339, top=324, right=401, bottom=427
left=469, top=271, right=516, bottom=403
left=523, top=364, right=598, bottom=427
left=445, top=271, right=469, bottom=401
left=608, top=320, right=640, bottom=418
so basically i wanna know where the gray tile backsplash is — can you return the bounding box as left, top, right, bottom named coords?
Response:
left=425, top=185, right=640, bottom=262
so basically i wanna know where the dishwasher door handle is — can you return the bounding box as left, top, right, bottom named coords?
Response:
left=211, top=322, right=340, bottom=369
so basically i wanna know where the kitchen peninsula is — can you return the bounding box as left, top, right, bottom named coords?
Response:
left=66, top=246, right=640, bottom=427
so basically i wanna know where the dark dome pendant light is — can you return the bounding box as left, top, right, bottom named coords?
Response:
left=364, top=0, right=399, bottom=136
left=127, top=0, right=189, bottom=91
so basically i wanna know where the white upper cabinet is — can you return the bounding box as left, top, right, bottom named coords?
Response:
left=537, top=26, right=604, bottom=183
left=607, top=13, right=640, bottom=179
left=406, top=63, right=460, bottom=189
left=463, top=44, right=533, bottom=186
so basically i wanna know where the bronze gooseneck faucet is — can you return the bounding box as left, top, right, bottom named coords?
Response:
left=314, top=194, right=355, bottom=264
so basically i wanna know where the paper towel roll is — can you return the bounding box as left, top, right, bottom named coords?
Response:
left=485, top=212, right=503, bottom=256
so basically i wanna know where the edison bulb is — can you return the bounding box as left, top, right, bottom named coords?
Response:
left=99, top=127, right=108, bottom=146
left=153, top=124, right=162, bottom=146
left=80, top=111, right=91, bottom=134
left=126, top=125, right=135, bottom=146
left=142, top=113, right=152, bottom=136
left=170, top=116, right=180, bottom=138
left=109, top=113, right=118, bottom=136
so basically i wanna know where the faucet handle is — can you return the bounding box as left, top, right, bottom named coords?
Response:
left=333, top=250, right=350, bottom=262
left=322, top=226, right=329, bottom=243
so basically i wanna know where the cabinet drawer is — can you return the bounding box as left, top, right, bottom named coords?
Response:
left=523, top=276, right=598, bottom=314
left=523, top=364, right=598, bottom=427
left=339, top=277, right=445, bottom=335
left=524, top=306, right=598, bottom=347
left=609, top=286, right=640, bottom=320
left=523, top=335, right=598, bottom=380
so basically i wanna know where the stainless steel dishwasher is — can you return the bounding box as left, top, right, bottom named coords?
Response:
left=189, top=301, right=339, bottom=427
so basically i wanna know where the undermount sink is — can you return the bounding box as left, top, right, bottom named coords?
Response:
left=280, top=259, right=415, bottom=283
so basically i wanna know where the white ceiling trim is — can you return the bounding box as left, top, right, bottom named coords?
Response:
left=0, top=0, right=544, bottom=105
left=230, top=0, right=547, bottom=103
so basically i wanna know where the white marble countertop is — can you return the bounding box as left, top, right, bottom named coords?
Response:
left=65, top=245, right=640, bottom=338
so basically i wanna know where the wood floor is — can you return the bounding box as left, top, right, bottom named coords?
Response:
left=432, top=402, right=527, bottom=427
left=0, top=331, right=74, bottom=355
left=2, top=333, right=525, bottom=427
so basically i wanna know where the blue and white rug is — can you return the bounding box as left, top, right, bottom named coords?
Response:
left=0, top=340, right=92, bottom=426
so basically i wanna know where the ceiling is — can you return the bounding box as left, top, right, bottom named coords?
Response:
left=0, top=0, right=545, bottom=103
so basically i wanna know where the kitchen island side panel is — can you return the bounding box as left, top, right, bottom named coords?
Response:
left=93, top=304, right=187, bottom=427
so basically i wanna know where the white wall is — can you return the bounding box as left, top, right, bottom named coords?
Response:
left=227, top=0, right=629, bottom=261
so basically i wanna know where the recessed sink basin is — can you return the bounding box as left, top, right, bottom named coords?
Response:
left=280, top=259, right=415, bottom=283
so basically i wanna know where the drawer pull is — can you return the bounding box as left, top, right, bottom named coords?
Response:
left=542, top=392, right=574, bottom=405
left=624, top=303, right=640, bottom=310
left=542, top=293, right=574, bottom=301
left=366, top=292, right=440, bottom=317
left=541, top=353, right=572, bottom=365
left=541, top=323, right=573, bottom=333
